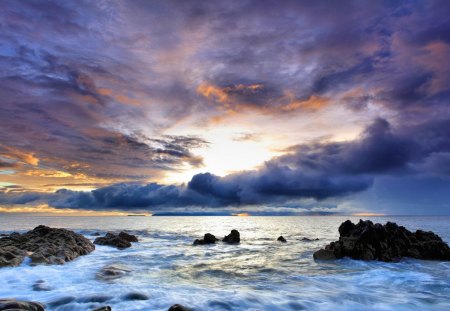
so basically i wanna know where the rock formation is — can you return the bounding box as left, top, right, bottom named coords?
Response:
left=94, top=232, right=138, bottom=249
left=222, top=229, right=240, bottom=244
left=0, top=225, right=95, bottom=268
left=313, top=220, right=450, bottom=262
left=193, top=233, right=219, bottom=245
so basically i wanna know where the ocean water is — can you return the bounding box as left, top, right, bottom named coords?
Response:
left=0, top=215, right=449, bottom=311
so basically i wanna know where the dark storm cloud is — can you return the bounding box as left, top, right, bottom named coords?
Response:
left=4, top=117, right=449, bottom=210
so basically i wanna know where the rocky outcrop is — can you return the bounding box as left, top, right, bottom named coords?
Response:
left=223, top=229, right=240, bottom=244
left=277, top=236, right=287, bottom=243
left=313, top=220, right=450, bottom=262
left=168, top=304, right=192, bottom=311
left=193, top=233, right=219, bottom=245
left=93, top=307, right=111, bottom=311
left=94, top=232, right=138, bottom=249
left=0, top=299, right=44, bottom=311
left=0, top=225, right=95, bottom=268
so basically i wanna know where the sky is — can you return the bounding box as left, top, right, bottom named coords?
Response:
left=0, top=0, right=449, bottom=215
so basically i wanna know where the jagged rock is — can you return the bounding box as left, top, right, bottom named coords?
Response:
left=94, top=232, right=138, bottom=249
left=93, top=307, right=111, bottom=311
left=222, top=230, right=240, bottom=244
left=0, top=299, right=44, bottom=311
left=168, top=304, right=192, bottom=311
left=193, top=233, right=219, bottom=245
left=0, top=225, right=95, bottom=268
left=96, top=264, right=131, bottom=281
left=277, top=236, right=287, bottom=243
left=313, top=220, right=450, bottom=262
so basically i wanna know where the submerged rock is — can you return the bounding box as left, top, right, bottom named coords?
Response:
left=193, top=233, right=219, bottom=245
left=122, top=292, right=149, bottom=301
left=0, top=225, right=95, bottom=268
left=301, top=237, right=319, bottom=242
left=277, top=236, right=287, bottom=243
left=93, top=307, right=111, bottom=311
left=32, top=280, right=51, bottom=292
left=168, top=304, right=193, bottom=311
left=0, top=299, right=45, bottom=311
left=313, top=220, right=450, bottom=262
left=96, top=264, right=131, bottom=281
left=222, top=229, right=240, bottom=244
left=94, top=232, right=138, bottom=249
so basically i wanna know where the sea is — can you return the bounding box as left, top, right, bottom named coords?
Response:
left=0, top=215, right=449, bottom=311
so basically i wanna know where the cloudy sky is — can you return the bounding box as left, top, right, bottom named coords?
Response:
left=0, top=0, right=449, bottom=215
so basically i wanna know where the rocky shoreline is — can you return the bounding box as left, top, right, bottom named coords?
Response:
left=0, top=225, right=94, bottom=267
left=1, top=221, right=449, bottom=310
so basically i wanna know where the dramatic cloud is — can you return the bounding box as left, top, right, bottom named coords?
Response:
left=1, top=0, right=449, bottom=213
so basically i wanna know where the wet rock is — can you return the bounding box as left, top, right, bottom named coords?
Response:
left=168, top=304, right=193, bottom=311
left=118, top=231, right=138, bottom=242
left=94, top=232, right=135, bottom=249
left=314, top=220, right=450, bottom=262
left=122, top=292, right=149, bottom=301
left=302, top=237, right=319, bottom=242
left=0, top=225, right=95, bottom=268
left=48, top=296, right=76, bottom=308
left=93, top=307, right=111, bottom=311
left=32, top=280, right=51, bottom=291
left=0, top=299, right=44, bottom=311
left=78, top=295, right=112, bottom=304
left=0, top=246, right=27, bottom=267
left=92, top=232, right=101, bottom=236
left=193, top=233, right=219, bottom=245
left=222, top=230, right=240, bottom=244
left=277, top=236, right=287, bottom=243
left=94, top=231, right=138, bottom=249
left=96, top=264, right=131, bottom=281
left=313, top=249, right=336, bottom=260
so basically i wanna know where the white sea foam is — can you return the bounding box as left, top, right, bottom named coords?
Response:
left=0, top=216, right=449, bottom=310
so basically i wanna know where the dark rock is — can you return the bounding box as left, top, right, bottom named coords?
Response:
left=96, top=264, right=131, bottom=281
left=168, top=304, right=193, bottom=311
left=94, top=232, right=136, bottom=249
left=277, top=236, right=287, bottom=243
left=0, top=225, right=95, bottom=268
left=313, top=249, right=336, bottom=260
left=118, top=231, right=138, bottom=242
left=78, top=295, right=112, bottom=303
left=0, top=299, right=44, bottom=311
left=313, top=220, right=450, bottom=262
left=122, top=292, right=149, bottom=301
left=193, top=233, right=219, bottom=245
left=301, top=237, right=319, bottom=242
left=32, top=280, right=51, bottom=291
left=222, top=230, right=240, bottom=244
left=48, top=296, right=76, bottom=308
left=92, top=232, right=101, bottom=236
left=93, top=307, right=111, bottom=311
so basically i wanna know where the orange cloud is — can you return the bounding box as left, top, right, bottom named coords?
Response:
left=25, top=169, right=87, bottom=179
left=98, top=88, right=141, bottom=106
left=0, top=204, right=144, bottom=216
left=198, top=82, right=330, bottom=116
left=0, top=146, right=39, bottom=166
left=282, top=94, right=330, bottom=111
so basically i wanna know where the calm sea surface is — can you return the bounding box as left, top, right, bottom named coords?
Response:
left=0, top=215, right=449, bottom=310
